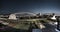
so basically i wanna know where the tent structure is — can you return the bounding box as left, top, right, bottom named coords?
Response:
left=51, top=15, right=56, bottom=20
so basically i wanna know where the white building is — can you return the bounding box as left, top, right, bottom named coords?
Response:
left=8, top=14, right=17, bottom=20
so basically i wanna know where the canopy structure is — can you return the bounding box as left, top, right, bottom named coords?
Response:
left=51, top=15, right=56, bottom=20
left=14, top=12, right=36, bottom=17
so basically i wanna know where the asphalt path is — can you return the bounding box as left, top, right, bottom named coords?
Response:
left=42, top=22, right=57, bottom=32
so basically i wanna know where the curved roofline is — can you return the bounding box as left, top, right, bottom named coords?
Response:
left=12, top=12, right=36, bottom=15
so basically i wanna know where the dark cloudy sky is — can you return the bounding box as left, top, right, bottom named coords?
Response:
left=0, top=0, right=60, bottom=14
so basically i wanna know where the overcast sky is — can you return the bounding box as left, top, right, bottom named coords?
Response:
left=0, top=0, right=59, bottom=14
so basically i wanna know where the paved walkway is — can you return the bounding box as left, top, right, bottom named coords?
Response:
left=42, top=23, right=57, bottom=32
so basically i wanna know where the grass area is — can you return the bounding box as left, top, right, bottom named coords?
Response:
left=13, top=23, right=30, bottom=30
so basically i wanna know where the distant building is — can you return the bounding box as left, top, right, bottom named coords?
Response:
left=51, top=13, right=60, bottom=20
left=36, top=13, right=40, bottom=16
left=8, top=14, right=17, bottom=20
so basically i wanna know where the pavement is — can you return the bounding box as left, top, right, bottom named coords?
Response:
left=42, top=22, right=57, bottom=32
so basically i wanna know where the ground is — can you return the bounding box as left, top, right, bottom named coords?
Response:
left=0, top=19, right=58, bottom=32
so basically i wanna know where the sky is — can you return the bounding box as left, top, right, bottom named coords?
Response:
left=0, top=0, right=59, bottom=14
